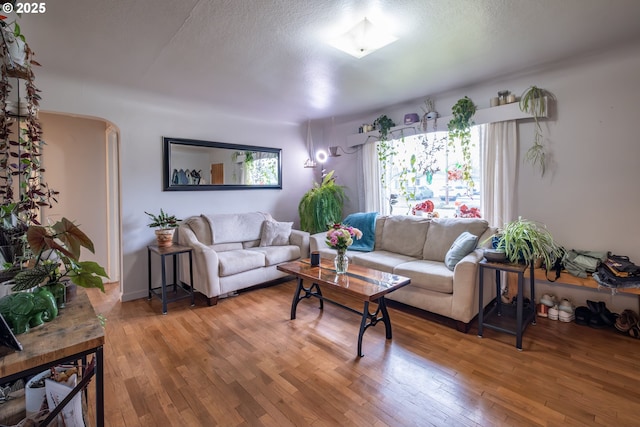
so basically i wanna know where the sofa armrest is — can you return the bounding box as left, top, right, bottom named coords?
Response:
left=177, top=226, right=221, bottom=299
left=290, top=229, right=310, bottom=258
left=309, top=232, right=326, bottom=253
left=450, top=249, right=495, bottom=323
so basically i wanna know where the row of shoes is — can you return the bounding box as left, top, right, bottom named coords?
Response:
left=615, top=309, right=640, bottom=338
left=538, top=294, right=575, bottom=322
left=574, top=300, right=618, bottom=328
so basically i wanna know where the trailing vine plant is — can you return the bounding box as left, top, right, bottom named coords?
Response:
left=447, top=96, right=476, bottom=191
left=0, top=17, right=58, bottom=276
left=373, top=114, right=396, bottom=186
left=417, top=98, right=445, bottom=186
left=519, top=86, right=555, bottom=176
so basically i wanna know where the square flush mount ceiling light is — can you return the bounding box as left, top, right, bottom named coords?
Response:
left=329, top=17, right=398, bottom=59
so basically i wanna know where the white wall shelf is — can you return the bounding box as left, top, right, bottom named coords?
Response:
left=346, top=97, right=549, bottom=147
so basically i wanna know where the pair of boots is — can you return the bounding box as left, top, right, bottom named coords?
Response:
left=575, top=300, right=617, bottom=327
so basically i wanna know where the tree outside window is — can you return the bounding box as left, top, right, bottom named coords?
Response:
left=381, top=127, right=482, bottom=218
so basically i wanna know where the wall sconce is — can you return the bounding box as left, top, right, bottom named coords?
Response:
left=328, top=145, right=360, bottom=157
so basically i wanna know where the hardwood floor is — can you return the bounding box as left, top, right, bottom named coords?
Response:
left=85, top=281, right=640, bottom=426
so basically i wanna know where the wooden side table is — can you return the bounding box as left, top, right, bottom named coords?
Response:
left=477, top=260, right=536, bottom=350
left=147, top=244, right=195, bottom=314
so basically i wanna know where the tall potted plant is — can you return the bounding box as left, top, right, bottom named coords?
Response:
left=298, top=170, right=346, bottom=234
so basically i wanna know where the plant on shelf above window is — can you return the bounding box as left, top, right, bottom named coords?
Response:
left=447, top=96, right=476, bottom=191
left=519, top=86, right=556, bottom=176
left=373, top=114, right=397, bottom=186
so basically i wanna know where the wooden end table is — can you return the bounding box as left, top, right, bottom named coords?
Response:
left=147, top=244, right=195, bottom=314
left=277, top=259, right=410, bottom=357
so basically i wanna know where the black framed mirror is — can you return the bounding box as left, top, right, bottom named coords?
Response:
left=163, top=137, right=282, bottom=191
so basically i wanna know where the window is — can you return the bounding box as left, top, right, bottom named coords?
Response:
left=381, top=126, right=482, bottom=218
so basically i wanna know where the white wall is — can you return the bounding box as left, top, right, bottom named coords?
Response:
left=321, top=41, right=640, bottom=311
left=36, top=74, right=315, bottom=301
left=39, top=113, right=108, bottom=270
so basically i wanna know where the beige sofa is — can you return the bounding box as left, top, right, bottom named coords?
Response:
left=177, top=212, right=309, bottom=305
left=310, top=215, right=496, bottom=331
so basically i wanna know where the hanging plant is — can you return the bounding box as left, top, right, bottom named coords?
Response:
left=519, top=86, right=555, bottom=176
left=374, top=114, right=396, bottom=186
left=447, top=96, right=476, bottom=191
left=416, top=98, right=444, bottom=185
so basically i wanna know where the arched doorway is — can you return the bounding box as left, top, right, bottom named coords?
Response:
left=40, top=112, right=122, bottom=289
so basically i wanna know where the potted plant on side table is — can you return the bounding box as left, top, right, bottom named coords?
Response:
left=145, top=209, right=181, bottom=248
left=488, top=217, right=563, bottom=270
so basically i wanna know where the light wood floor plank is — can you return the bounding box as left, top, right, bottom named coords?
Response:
left=83, top=281, right=640, bottom=426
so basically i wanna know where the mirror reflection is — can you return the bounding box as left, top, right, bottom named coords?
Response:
left=163, top=137, right=282, bottom=190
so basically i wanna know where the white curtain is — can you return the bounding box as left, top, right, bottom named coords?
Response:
left=362, top=140, right=385, bottom=214
left=481, top=121, right=518, bottom=229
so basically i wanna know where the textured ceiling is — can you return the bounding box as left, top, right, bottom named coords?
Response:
left=18, top=0, right=640, bottom=123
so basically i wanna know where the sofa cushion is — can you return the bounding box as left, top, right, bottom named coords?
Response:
left=343, top=212, right=377, bottom=252
left=205, top=212, right=271, bottom=244
left=380, top=216, right=430, bottom=258
left=249, top=246, right=301, bottom=266
left=350, top=250, right=417, bottom=273
left=211, top=242, right=243, bottom=252
left=184, top=216, right=213, bottom=245
left=444, top=231, right=478, bottom=271
left=394, top=260, right=455, bottom=294
left=373, top=216, right=387, bottom=250
left=422, top=218, right=488, bottom=262
left=260, top=220, right=293, bottom=247
left=217, top=250, right=266, bottom=277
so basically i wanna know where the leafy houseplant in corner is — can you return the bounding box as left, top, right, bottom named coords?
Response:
left=0, top=218, right=109, bottom=333
left=519, top=86, right=555, bottom=176
left=298, top=170, right=346, bottom=234
left=491, top=217, right=563, bottom=270
left=448, top=96, right=476, bottom=191
left=145, top=209, right=181, bottom=248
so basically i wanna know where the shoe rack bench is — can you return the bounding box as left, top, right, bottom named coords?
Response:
left=506, top=269, right=640, bottom=312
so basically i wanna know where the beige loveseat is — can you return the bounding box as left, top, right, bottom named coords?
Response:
left=310, top=215, right=496, bottom=331
left=177, top=212, right=309, bottom=305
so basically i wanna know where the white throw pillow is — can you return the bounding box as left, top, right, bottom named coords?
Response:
left=260, top=220, right=293, bottom=246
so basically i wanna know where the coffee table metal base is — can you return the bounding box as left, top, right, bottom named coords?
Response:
left=290, top=277, right=392, bottom=357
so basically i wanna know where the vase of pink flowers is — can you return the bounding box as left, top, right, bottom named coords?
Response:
left=325, top=223, right=362, bottom=274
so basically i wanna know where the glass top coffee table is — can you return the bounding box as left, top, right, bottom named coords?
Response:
left=277, top=258, right=411, bottom=357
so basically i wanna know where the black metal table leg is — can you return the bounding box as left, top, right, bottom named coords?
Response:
left=529, top=261, right=536, bottom=325
left=290, top=278, right=304, bottom=319
left=147, top=247, right=152, bottom=300
left=172, top=253, right=178, bottom=293
left=478, top=263, right=485, bottom=337
left=378, top=297, right=392, bottom=339
left=358, top=301, right=370, bottom=357
left=189, top=251, right=195, bottom=306
left=516, top=272, right=524, bottom=350
left=96, top=345, right=104, bottom=427
left=161, top=255, right=168, bottom=315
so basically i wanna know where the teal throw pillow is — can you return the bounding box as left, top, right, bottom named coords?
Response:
left=444, top=231, right=478, bottom=271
